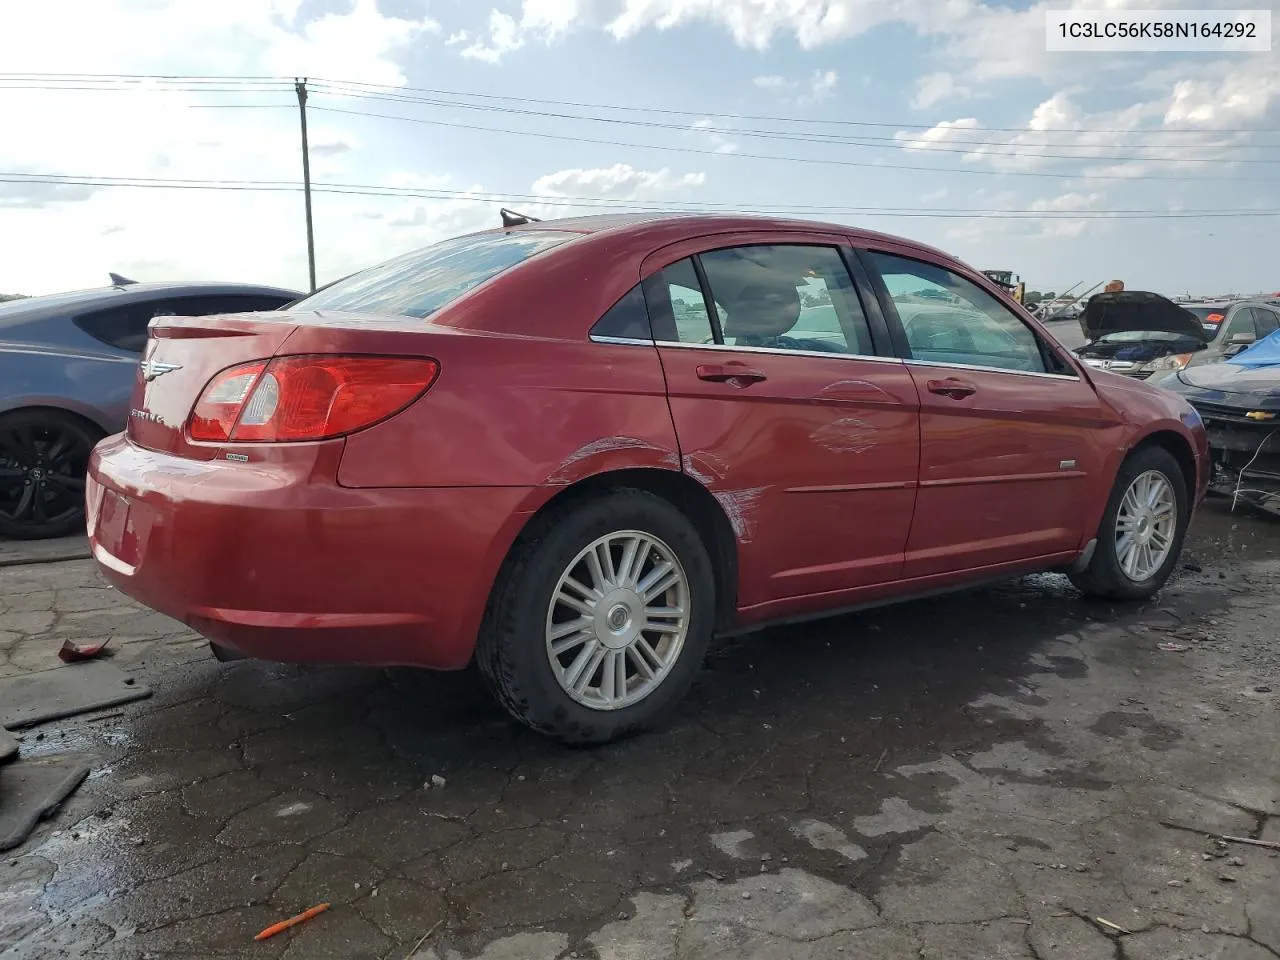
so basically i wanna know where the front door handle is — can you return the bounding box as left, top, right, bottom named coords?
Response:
left=926, top=377, right=977, bottom=399
left=697, top=363, right=768, bottom=386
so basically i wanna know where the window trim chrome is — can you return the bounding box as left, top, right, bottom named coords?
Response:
left=904, top=357, right=1080, bottom=381
left=589, top=334, right=655, bottom=346
left=651, top=339, right=906, bottom=365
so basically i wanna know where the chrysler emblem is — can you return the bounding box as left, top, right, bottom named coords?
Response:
left=140, top=359, right=182, bottom=381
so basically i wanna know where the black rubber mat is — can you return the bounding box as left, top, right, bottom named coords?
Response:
left=0, top=755, right=90, bottom=851
left=0, top=663, right=151, bottom=730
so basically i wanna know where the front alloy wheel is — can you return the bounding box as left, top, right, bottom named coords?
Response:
left=1070, top=445, right=1188, bottom=600
left=1113, top=470, right=1178, bottom=582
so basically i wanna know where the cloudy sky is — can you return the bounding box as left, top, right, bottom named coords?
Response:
left=0, top=0, right=1276, bottom=298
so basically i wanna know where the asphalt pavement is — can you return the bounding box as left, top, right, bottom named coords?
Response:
left=1, top=498, right=1278, bottom=959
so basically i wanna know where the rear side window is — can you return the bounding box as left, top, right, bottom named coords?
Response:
left=73, top=304, right=155, bottom=353
left=590, top=285, right=651, bottom=340
left=292, top=231, right=574, bottom=319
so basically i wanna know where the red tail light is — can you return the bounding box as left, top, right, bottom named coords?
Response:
left=188, top=355, right=439, bottom=443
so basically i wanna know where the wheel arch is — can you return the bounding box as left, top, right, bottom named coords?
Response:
left=0, top=402, right=114, bottom=439
left=507, top=468, right=740, bottom=632
left=1130, top=428, right=1197, bottom=498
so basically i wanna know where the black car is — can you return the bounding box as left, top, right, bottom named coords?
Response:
left=1162, top=359, right=1280, bottom=514
left=1073, top=291, right=1208, bottom=380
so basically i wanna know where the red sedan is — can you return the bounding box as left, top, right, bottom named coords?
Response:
left=88, top=214, right=1209, bottom=743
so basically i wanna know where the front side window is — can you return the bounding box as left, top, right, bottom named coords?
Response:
left=868, top=252, right=1048, bottom=374
left=1251, top=307, right=1280, bottom=338
left=696, top=244, right=871, bottom=355
left=292, top=230, right=574, bottom=320
left=1221, top=307, right=1257, bottom=343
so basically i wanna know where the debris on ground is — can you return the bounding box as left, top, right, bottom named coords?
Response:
left=1094, top=917, right=1129, bottom=934
left=57, top=639, right=112, bottom=663
left=1222, top=834, right=1280, bottom=851
left=253, top=902, right=330, bottom=941
left=1157, top=642, right=1191, bottom=652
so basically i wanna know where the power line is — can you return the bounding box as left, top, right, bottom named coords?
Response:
left=5, top=71, right=1277, bottom=135
left=306, top=104, right=1280, bottom=183
left=7, top=73, right=1276, bottom=171
left=6, top=75, right=1275, bottom=159
left=300, top=82, right=1279, bottom=162
left=6, top=173, right=1279, bottom=219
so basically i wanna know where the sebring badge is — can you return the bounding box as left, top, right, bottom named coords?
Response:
left=140, top=359, right=182, bottom=381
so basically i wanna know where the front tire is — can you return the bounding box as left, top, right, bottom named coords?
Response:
left=477, top=489, right=715, bottom=744
left=1070, top=446, right=1188, bottom=600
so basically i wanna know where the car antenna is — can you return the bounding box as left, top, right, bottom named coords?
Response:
left=500, top=207, right=541, bottom=228
left=109, top=272, right=137, bottom=286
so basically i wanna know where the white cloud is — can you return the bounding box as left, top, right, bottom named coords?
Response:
left=1163, top=58, right=1280, bottom=128
left=531, top=163, right=707, bottom=200
left=445, top=29, right=469, bottom=45
left=691, top=118, right=739, bottom=154
left=912, top=72, right=971, bottom=110
left=461, top=0, right=587, bottom=63
left=808, top=69, right=838, bottom=101
left=462, top=11, right=524, bottom=62
left=0, top=0, right=441, bottom=294
left=748, top=68, right=838, bottom=106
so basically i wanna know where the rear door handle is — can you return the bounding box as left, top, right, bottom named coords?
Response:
left=926, top=377, right=977, bottom=399
left=696, top=363, right=768, bottom=386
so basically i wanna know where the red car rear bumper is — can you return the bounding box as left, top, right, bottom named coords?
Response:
left=87, top=435, right=536, bottom=669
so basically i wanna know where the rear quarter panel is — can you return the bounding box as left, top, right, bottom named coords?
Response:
left=0, top=341, right=136, bottom=434
left=270, top=323, right=682, bottom=489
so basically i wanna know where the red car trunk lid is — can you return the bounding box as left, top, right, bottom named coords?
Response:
left=129, top=313, right=297, bottom=459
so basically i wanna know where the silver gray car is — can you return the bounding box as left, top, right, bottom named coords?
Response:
left=0, top=278, right=301, bottom=539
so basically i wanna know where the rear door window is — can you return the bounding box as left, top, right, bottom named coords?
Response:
left=699, top=245, right=872, bottom=355
left=292, top=231, right=574, bottom=319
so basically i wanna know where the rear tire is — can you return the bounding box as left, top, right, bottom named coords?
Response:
left=1070, top=446, right=1188, bottom=601
left=0, top=409, right=101, bottom=540
left=477, top=488, right=715, bottom=744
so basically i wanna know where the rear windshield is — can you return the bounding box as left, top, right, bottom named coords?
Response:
left=292, top=230, right=574, bottom=319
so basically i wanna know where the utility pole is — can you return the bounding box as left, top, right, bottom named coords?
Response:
left=295, top=78, right=317, bottom=293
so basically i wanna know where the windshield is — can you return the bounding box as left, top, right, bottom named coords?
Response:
left=1185, top=306, right=1228, bottom=323
left=292, top=230, right=575, bottom=319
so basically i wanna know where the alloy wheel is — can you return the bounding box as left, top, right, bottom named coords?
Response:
left=0, top=421, right=92, bottom=534
left=1114, top=469, right=1177, bottom=582
left=544, top=530, right=691, bottom=711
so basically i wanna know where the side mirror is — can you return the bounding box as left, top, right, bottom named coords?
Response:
left=1228, top=332, right=1256, bottom=345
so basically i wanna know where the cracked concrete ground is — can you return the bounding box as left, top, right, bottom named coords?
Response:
left=1, top=499, right=1278, bottom=960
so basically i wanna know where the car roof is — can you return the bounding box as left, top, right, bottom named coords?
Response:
left=0, top=281, right=304, bottom=322
left=495, top=212, right=957, bottom=263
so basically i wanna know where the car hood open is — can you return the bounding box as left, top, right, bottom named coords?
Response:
left=1081, top=291, right=1208, bottom=345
